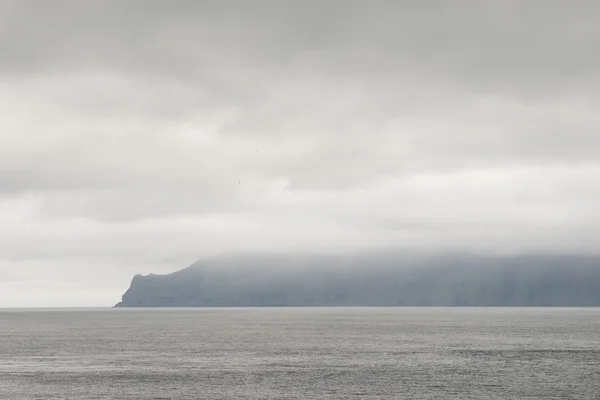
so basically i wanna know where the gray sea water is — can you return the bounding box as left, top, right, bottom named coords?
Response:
left=0, top=308, right=599, bottom=399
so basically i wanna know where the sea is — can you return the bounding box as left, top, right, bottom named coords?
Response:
left=0, top=308, right=599, bottom=399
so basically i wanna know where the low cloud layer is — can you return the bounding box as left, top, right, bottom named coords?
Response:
left=1, top=1, right=599, bottom=306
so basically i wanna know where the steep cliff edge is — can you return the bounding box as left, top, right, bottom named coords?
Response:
left=115, top=253, right=600, bottom=307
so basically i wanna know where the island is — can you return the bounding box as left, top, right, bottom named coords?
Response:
left=115, top=252, right=600, bottom=307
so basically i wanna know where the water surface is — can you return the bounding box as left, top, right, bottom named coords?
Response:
left=1, top=308, right=599, bottom=399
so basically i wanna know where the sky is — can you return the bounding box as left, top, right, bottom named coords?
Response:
left=1, top=1, right=600, bottom=307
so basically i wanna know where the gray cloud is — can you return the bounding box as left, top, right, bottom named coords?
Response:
left=1, top=1, right=600, bottom=305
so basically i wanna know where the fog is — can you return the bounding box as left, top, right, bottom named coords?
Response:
left=1, top=1, right=599, bottom=306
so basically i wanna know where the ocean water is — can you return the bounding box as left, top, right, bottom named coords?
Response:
left=0, top=308, right=599, bottom=399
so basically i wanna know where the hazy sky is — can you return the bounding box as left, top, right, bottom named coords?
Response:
left=1, top=1, right=600, bottom=306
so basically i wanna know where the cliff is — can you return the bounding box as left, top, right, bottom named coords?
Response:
left=115, top=253, right=600, bottom=307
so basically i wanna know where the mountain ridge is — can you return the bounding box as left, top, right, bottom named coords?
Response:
left=115, top=252, right=600, bottom=307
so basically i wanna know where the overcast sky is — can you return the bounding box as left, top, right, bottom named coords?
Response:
left=1, top=1, right=599, bottom=306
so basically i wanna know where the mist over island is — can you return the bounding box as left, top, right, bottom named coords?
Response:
left=116, top=252, right=600, bottom=307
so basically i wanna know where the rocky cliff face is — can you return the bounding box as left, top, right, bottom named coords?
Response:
left=115, top=253, right=600, bottom=307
